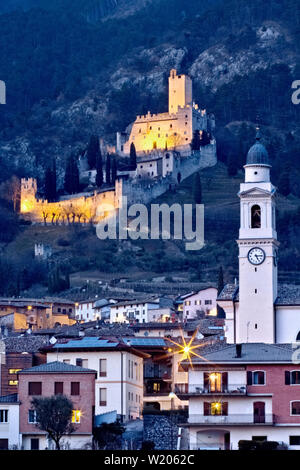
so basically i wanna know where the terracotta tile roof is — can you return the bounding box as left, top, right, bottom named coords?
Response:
left=18, top=361, right=97, bottom=374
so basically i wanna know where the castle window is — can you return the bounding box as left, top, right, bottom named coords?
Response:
left=251, top=205, right=261, bottom=228
left=170, top=124, right=172, bottom=128
left=139, top=129, right=141, bottom=133
left=150, top=126, right=152, bottom=130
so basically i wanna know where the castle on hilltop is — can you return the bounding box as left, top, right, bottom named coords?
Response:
left=117, top=69, right=215, bottom=155
left=19, top=70, right=217, bottom=225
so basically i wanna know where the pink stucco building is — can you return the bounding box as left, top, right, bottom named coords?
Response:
left=18, top=361, right=96, bottom=450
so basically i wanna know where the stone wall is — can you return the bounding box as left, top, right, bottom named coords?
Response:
left=143, top=414, right=180, bottom=450
left=122, top=144, right=217, bottom=205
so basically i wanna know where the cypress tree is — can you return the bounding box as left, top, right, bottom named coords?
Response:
left=64, top=154, right=79, bottom=194
left=200, top=130, right=211, bottom=146
left=227, top=153, right=238, bottom=177
left=44, top=159, right=57, bottom=202
left=193, top=172, right=202, bottom=204
left=111, top=158, right=117, bottom=185
left=191, top=130, right=201, bottom=151
left=130, top=142, right=137, bottom=170
left=87, top=135, right=100, bottom=169
left=45, top=167, right=53, bottom=202
left=106, top=154, right=111, bottom=185
left=217, top=266, right=224, bottom=295
left=96, top=150, right=103, bottom=188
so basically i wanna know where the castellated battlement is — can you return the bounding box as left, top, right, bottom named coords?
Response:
left=20, top=178, right=123, bottom=225
left=118, top=69, right=213, bottom=155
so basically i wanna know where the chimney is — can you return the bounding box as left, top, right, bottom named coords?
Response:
left=235, top=344, right=242, bottom=358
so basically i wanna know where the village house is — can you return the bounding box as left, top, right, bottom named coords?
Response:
left=45, top=337, right=149, bottom=423
left=109, top=299, right=160, bottom=323
left=178, top=343, right=300, bottom=450
left=0, top=336, right=47, bottom=397
left=181, top=287, right=218, bottom=320
left=18, top=361, right=96, bottom=450
left=0, top=394, right=20, bottom=450
left=0, top=298, right=75, bottom=331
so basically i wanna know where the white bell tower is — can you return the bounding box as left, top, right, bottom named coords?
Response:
left=237, top=130, right=279, bottom=343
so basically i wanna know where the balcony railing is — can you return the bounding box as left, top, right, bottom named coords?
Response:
left=175, top=384, right=247, bottom=395
left=188, top=414, right=274, bottom=425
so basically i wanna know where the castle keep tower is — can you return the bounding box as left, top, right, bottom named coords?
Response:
left=20, top=178, right=37, bottom=213
left=237, top=130, right=278, bottom=343
left=118, top=69, right=213, bottom=155
left=168, top=69, right=192, bottom=114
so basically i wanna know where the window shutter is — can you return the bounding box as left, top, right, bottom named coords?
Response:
left=247, top=371, right=252, bottom=385
left=222, top=372, right=228, bottom=389
left=204, top=402, right=210, bottom=416
left=285, top=371, right=290, bottom=385
left=222, top=402, right=228, bottom=416
left=204, top=373, right=209, bottom=389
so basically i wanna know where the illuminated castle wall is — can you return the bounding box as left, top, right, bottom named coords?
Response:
left=117, top=69, right=212, bottom=155
left=20, top=178, right=121, bottom=224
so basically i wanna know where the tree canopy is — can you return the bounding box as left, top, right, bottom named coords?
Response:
left=31, top=395, right=75, bottom=450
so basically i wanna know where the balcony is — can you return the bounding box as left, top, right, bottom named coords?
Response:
left=175, top=384, right=247, bottom=397
left=187, top=414, right=274, bottom=425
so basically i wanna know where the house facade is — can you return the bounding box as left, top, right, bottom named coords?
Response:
left=46, top=337, right=148, bottom=422
left=18, top=361, right=96, bottom=450
left=0, top=394, right=20, bottom=449
left=178, top=343, right=300, bottom=450
left=182, top=287, right=218, bottom=320
left=109, top=300, right=160, bottom=323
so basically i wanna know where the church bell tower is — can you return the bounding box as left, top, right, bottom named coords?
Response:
left=237, top=130, right=279, bottom=343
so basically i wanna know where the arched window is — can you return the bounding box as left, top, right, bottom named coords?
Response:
left=296, top=331, right=300, bottom=341
left=251, top=204, right=261, bottom=228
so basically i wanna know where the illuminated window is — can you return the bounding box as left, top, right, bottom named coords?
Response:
left=153, top=382, right=160, bottom=392
left=9, top=380, right=18, bottom=386
left=204, top=401, right=228, bottom=416
left=211, top=402, right=222, bottom=415
left=9, top=369, right=21, bottom=374
left=206, top=372, right=222, bottom=392
left=72, top=410, right=81, bottom=423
